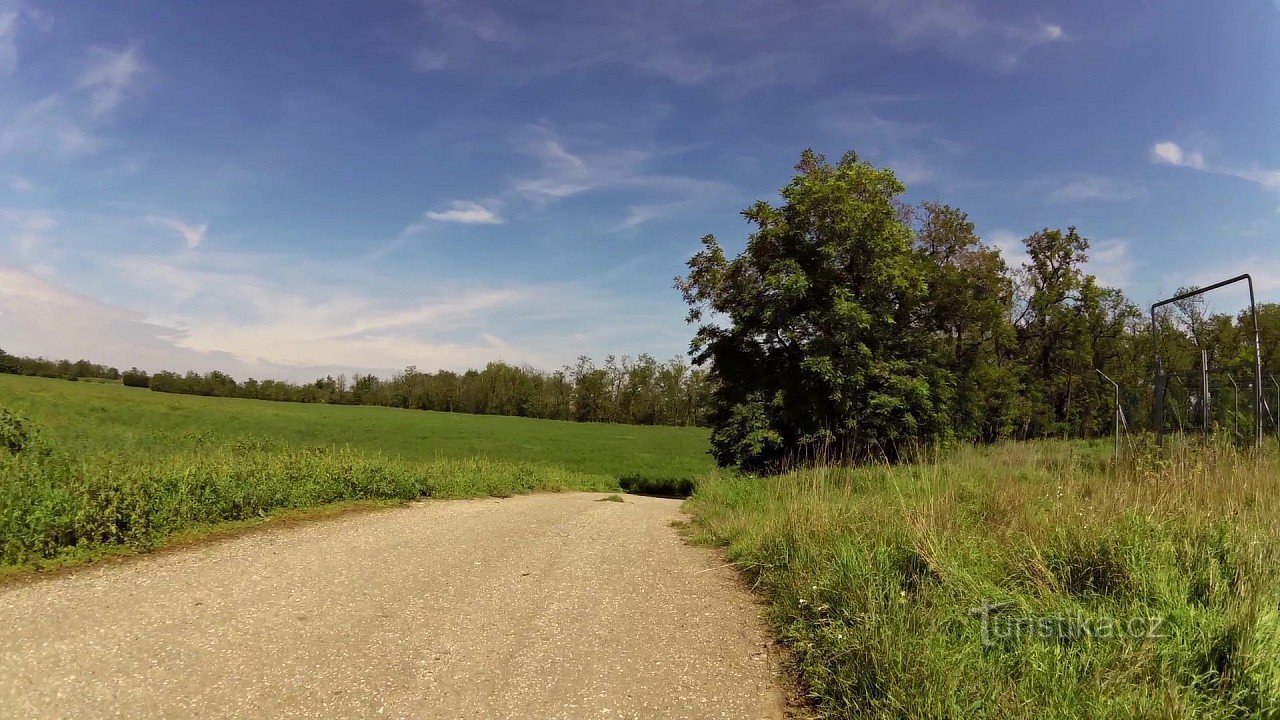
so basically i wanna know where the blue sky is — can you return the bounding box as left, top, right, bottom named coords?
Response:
left=1, top=1, right=1277, bottom=380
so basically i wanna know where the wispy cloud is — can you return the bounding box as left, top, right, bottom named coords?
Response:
left=423, top=200, right=503, bottom=224
left=0, top=1, right=48, bottom=76
left=1150, top=140, right=1280, bottom=191
left=148, top=215, right=209, bottom=249
left=79, top=45, right=144, bottom=117
left=0, top=5, right=19, bottom=76
left=410, top=46, right=447, bottom=72
left=1087, top=238, right=1134, bottom=289
left=1048, top=175, right=1145, bottom=203
left=509, top=124, right=734, bottom=226
left=6, top=175, right=32, bottom=192
left=0, top=207, right=56, bottom=254
left=867, top=0, right=1065, bottom=71
left=0, top=44, right=146, bottom=157
left=0, top=95, right=96, bottom=155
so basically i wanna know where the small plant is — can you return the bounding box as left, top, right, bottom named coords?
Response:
left=0, top=407, right=35, bottom=454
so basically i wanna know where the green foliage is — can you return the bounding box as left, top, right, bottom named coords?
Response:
left=618, top=474, right=696, bottom=498
left=0, top=442, right=614, bottom=568
left=121, top=367, right=150, bottom=388
left=679, top=149, right=1278, bottom=468
left=0, top=348, right=20, bottom=375
left=678, top=150, right=945, bottom=469
left=687, top=441, right=1280, bottom=718
left=0, top=408, right=35, bottom=454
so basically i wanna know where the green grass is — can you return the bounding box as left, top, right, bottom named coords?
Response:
left=0, top=374, right=712, bottom=481
left=688, top=440, right=1280, bottom=718
left=0, top=374, right=711, bottom=572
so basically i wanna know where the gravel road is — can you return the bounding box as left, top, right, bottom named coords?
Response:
left=0, top=493, right=783, bottom=719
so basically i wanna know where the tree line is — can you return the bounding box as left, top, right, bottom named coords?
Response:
left=6, top=149, right=1278, bottom=455
left=0, top=350, right=712, bottom=427
left=678, top=149, right=1280, bottom=470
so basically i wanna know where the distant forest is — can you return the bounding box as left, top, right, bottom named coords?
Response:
left=0, top=350, right=712, bottom=427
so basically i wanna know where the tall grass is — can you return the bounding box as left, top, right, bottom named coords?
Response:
left=688, top=440, right=1280, bottom=718
left=0, top=428, right=613, bottom=570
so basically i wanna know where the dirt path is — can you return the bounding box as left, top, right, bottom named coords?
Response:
left=0, top=493, right=784, bottom=719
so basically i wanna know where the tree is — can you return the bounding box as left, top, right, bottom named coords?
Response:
left=914, top=202, right=1017, bottom=442
left=122, top=367, right=150, bottom=387
left=0, top=348, right=19, bottom=375
left=677, top=149, right=946, bottom=470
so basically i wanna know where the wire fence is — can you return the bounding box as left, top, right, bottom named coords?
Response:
left=1105, top=370, right=1280, bottom=448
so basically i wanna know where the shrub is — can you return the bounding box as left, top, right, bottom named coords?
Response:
left=0, top=408, right=35, bottom=454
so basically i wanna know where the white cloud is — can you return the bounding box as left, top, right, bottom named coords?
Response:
left=148, top=215, right=209, bottom=249
left=0, top=207, right=55, bottom=254
left=987, top=229, right=1029, bottom=269
left=79, top=45, right=144, bottom=117
left=0, top=45, right=145, bottom=157
left=867, top=0, right=1065, bottom=71
left=1150, top=140, right=1280, bottom=191
left=0, top=2, right=50, bottom=76
left=508, top=125, right=733, bottom=228
left=0, top=95, right=97, bottom=156
left=0, top=7, right=19, bottom=76
left=410, top=47, right=447, bottom=72
left=422, top=200, right=502, bottom=224
left=1087, top=239, right=1133, bottom=289
left=1048, top=175, right=1145, bottom=203
left=7, top=175, right=32, bottom=192
left=886, top=155, right=934, bottom=185
left=1150, top=141, right=1204, bottom=170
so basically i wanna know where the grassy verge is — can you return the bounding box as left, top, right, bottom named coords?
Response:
left=687, top=440, right=1280, bottom=718
left=1, top=435, right=614, bottom=573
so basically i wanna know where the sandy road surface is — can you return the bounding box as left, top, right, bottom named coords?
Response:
left=0, top=493, right=783, bottom=719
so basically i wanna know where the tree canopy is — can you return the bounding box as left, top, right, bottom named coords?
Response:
left=678, top=149, right=1278, bottom=471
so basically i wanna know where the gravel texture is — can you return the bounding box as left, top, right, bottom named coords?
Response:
left=0, top=492, right=783, bottom=719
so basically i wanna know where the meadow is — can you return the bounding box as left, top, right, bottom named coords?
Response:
left=688, top=440, right=1280, bottom=718
left=0, top=374, right=712, bottom=479
left=6, top=373, right=1280, bottom=717
left=0, top=374, right=711, bottom=571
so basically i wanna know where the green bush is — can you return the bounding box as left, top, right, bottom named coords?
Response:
left=619, top=474, right=695, bottom=498
left=0, top=408, right=35, bottom=454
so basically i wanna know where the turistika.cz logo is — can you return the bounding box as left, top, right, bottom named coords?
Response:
left=967, top=600, right=1168, bottom=648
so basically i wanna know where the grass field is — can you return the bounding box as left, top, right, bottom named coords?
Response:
left=688, top=440, right=1280, bottom=718
left=0, top=374, right=712, bottom=480
left=0, top=374, right=712, bottom=571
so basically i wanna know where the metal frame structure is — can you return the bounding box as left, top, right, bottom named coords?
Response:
left=1152, top=274, right=1263, bottom=450
left=1096, top=369, right=1129, bottom=456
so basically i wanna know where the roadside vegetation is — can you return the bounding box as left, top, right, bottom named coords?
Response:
left=688, top=440, right=1280, bottom=718
left=0, top=374, right=711, bottom=572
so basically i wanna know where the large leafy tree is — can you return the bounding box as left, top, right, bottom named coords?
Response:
left=676, top=150, right=947, bottom=470
left=914, top=202, right=1017, bottom=442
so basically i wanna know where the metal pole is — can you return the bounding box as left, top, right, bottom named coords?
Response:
left=1228, top=376, right=1239, bottom=440
left=1272, top=375, right=1280, bottom=441
left=1201, top=349, right=1210, bottom=435
left=1152, top=307, right=1164, bottom=445
left=1097, top=369, right=1121, bottom=457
